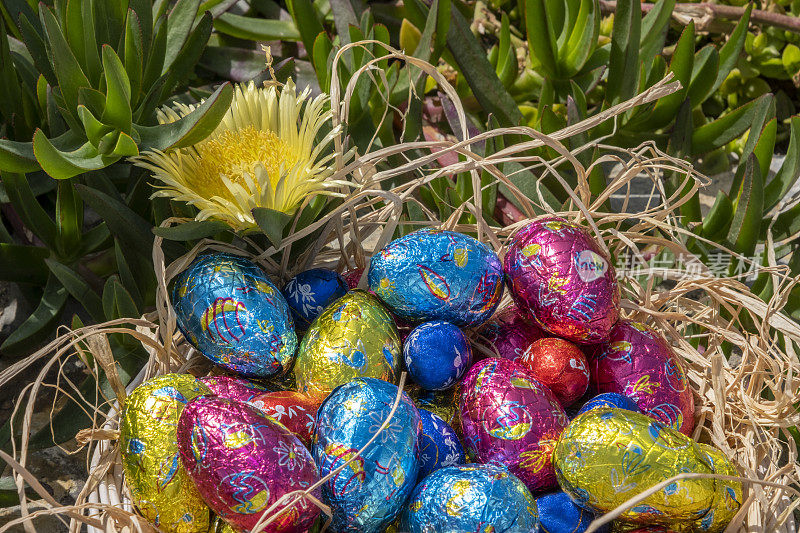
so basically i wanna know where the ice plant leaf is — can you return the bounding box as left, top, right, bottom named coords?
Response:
left=253, top=207, right=293, bottom=248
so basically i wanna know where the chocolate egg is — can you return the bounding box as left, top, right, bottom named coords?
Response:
left=293, top=290, right=401, bottom=402
left=177, top=396, right=320, bottom=533
left=250, top=391, right=318, bottom=447
left=368, top=228, right=504, bottom=326
left=120, top=374, right=211, bottom=532
left=553, top=408, right=741, bottom=532
left=342, top=267, right=365, bottom=290
left=313, top=378, right=421, bottom=532
left=536, top=491, right=605, bottom=533
left=577, top=393, right=641, bottom=415
left=588, top=320, right=695, bottom=435
left=282, top=268, right=348, bottom=330
left=417, top=409, right=465, bottom=480
left=401, top=464, right=540, bottom=532
left=519, top=338, right=589, bottom=407
left=409, top=387, right=459, bottom=429
left=172, top=253, right=297, bottom=378
left=476, top=304, right=546, bottom=362
left=459, top=358, right=569, bottom=492
left=198, top=375, right=268, bottom=403
left=404, top=321, right=472, bottom=390
left=503, top=216, right=620, bottom=344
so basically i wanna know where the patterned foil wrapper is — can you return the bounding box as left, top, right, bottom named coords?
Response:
left=503, top=216, right=620, bottom=344
left=208, top=515, right=237, bottom=533
left=120, top=374, right=212, bottom=533
left=553, top=408, right=742, bottom=532
left=368, top=228, right=504, bottom=327
left=177, top=396, right=320, bottom=533
left=519, top=337, right=590, bottom=407
left=475, top=304, right=547, bottom=362
left=536, top=491, right=605, bottom=533
left=587, top=320, right=695, bottom=435
left=250, top=391, right=318, bottom=447
left=282, top=268, right=349, bottom=330
left=198, top=375, right=268, bottom=404
left=459, top=358, right=569, bottom=492
left=172, top=253, right=297, bottom=378
left=417, top=408, right=465, bottom=480
left=293, top=290, right=401, bottom=403
left=401, top=464, right=540, bottom=533
left=577, top=392, right=641, bottom=416
left=312, top=378, right=421, bottom=533
left=403, top=321, right=472, bottom=390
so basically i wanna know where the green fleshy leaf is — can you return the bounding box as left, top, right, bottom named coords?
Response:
left=0, top=244, right=49, bottom=284
left=100, top=45, right=133, bottom=133
left=605, top=0, right=640, bottom=106
left=163, top=0, right=200, bottom=72
left=691, top=94, right=770, bottom=156
left=0, top=275, right=67, bottom=356
left=0, top=139, right=40, bottom=173
left=764, top=115, right=800, bottom=211
left=287, top=0, right=324, bottom=55
left=0, top=171, right=58, bottom=248
left=213, top=13, right=300, bottom=41
left=686, top=45, right=719, bottom=108
left=46, top=258, right=105, bottom=322
left=253, top=207, right=292, bottom=248
left=136, top=81, right=232, bottom=150
left=152, top=219, right=230, bottom=240
left=727, top=154, right=763, bottom=257
left=33, top=131, right=113, bottom=179
left=700, top=191, right=733, bottom=240
left=711, top=4, right=752, bottom=95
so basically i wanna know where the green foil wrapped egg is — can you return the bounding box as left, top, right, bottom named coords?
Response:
left=294, top=290, right=401, bottom=402
left=553, top=408, right=742, bottom=532
left=121, top=374, right=212, bottom=532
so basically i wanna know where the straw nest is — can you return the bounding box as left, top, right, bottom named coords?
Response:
left=0, top=43, right=798, bottom=533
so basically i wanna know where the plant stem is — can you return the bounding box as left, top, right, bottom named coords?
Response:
left=599, top=1, right=800, bottom=34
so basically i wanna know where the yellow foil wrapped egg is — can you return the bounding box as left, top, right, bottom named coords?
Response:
left=553, top=408, right=741, bottom=532
left=120, top=374, right=212, bottom=532
left=293, top=290, right=401, bottom=402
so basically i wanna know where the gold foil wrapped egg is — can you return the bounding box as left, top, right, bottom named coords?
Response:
left=120, top=374, right=212, bottom=532
left=553, top=408, right=742, bottom=532
left=293, top=290, right=401, bottom=402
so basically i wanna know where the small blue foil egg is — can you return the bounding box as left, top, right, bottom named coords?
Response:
left=418, top=408, right=465, bottom=480
left=369, top=229, right=504, bottom=326
left=282, top=268, right=349, bottom=330
left=172, top=253, right=297, bottom=378
left=313, top=378, right=421, bottom=532
left=401, top=464, right=540, bottom=533
left=577, top=392, right=641, bottom=415
left=404, top=321, right=472, bottom=390
left=536, top=491, right=606, bottom=533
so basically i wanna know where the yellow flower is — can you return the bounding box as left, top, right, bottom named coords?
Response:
left=132, top=80, right=348, bottom=231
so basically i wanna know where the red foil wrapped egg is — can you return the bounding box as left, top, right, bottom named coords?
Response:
left=503, top=216, right=620, bottom=344
left=518, top=338, right=589, bottom=407
left=250, top=391, right=318, bottom=447
left=587, top=319, right=695, bottom=435
left=459, top=358, right=569, bottom=492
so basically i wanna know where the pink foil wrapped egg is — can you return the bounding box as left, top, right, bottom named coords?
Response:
left=177, top=396, right=320, bottom=533
left=250, top=391, right=318, bottom=447
left=503, top=216, right=620, bottom=344
left=475, top=304, right=546, bottom=362
left=459, top=358, right=569, bottom=492
left=198, top=375, right=268, bottom=404
left=587, top=319, right=695, bottom=435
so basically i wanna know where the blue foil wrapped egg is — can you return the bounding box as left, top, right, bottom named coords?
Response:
left=577, top=392, right=641, bottom=415
left=172, top=253, right=297, bottom=378
left=282, top=268, right=348, bottom=330
left=401, top=464, right=540, bottom=533
left=418, top=408, right=465, bottom=480
left=404, top=321, right=472, bottom=390
left=312, top=378, right=421, bottom=532
left=536, top=491, right=605, bottom=533
left=368, top=229, right=504, bottom=326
